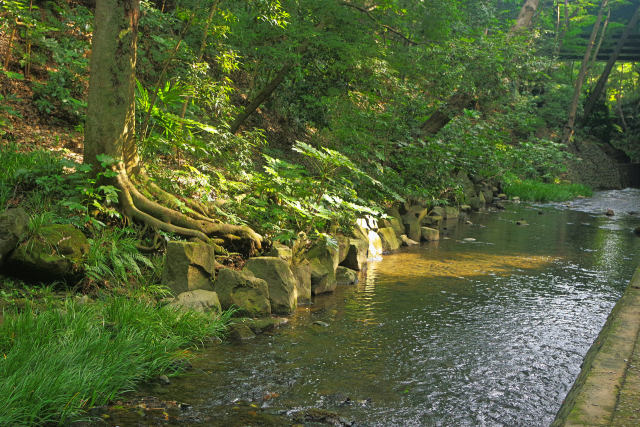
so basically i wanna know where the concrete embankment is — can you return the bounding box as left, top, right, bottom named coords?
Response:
left=553, top=266, right=640, bottom=426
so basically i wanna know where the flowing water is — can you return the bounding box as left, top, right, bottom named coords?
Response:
left=103, top=190, right=640, bottom=426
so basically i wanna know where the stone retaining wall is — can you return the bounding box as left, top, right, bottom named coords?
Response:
left=552, top=266, right=640, bottom=426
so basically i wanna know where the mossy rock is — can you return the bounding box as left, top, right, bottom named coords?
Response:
left=378, top=227, right=400, bottom=252
left=214, top=268, right=271, bottom=317
left=169, top=290, right=221, bottom=313
left=244, top=257, right=297, bottom=315
left=243, top=317, right=289, bottom=334
left=305, top=239, right=339, bottom=295
left=421, top=227, right=440, bottom=241
left=265, top=242, right=292, bottom=263
left=228, top=323, right=256, bottom=341
left=8, top=224, right=88, bottom=280
left=336, top=266, right=358, bottom=285
left=0, top=208, right=29, bottom=267
left=291, top=260, right=312, bottom=303
left=340, top=239, right=368, bottom=271
left=162, top=241, right=216, bottom=295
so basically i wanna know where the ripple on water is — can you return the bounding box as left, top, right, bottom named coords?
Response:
left=101, top=193, right=640, bottom=426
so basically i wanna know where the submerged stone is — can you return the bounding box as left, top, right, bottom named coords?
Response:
left=244, top=317, right=288, bottom=334
left=228, top=323, right=256, bottom=341
left=336, top=266, right=358, bottom=285
left=421, top=227, right=440, bottom=241
left=400, top=235, right=419, bottom=246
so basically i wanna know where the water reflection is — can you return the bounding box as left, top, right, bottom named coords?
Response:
left=100, top=190, right=640, bottom=427
left=374, top=252, right=556, bottom=279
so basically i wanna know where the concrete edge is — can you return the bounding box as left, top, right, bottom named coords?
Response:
left=552, top=266, right=640, bottom=426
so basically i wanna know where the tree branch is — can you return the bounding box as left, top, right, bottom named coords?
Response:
left=339, top=1, right=422, bottom=46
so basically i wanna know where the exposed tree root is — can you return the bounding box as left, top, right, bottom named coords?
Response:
left=113, top=162, right=262, bottom=256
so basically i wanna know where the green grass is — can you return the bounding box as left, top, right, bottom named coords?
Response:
left=503, top=179, right=593, bottom=202
left=0, top=297, right=232, bottom=426
left=0, top=143, right=67, bottom=211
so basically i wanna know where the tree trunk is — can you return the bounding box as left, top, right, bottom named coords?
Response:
left=84, top=0, right=262, bottom=254
left=563, top=0, right=607, bottom=144
left=229, top=62, right=293, bottom=134
left=583, top=4, right=640, bottom=119
left=511, top=0, right=540, bottom=32
left=555, top=0, right=570, bottom=54
left=180, top=0, right=220, bottom=119
left=588, top=8, right=610, bottom=72
left=420, top=0, right=539, bottom=138
left=85, top=0, right=140, bottom=174
left=420, top=93, right=473, bottom=135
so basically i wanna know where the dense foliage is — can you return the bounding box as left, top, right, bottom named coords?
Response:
left=0, top=0, right=637, bottom=238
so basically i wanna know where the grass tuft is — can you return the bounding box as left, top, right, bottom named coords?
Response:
left=503, top=179, right=593, bottom=202
left=0, top=297, right=232, bottom=425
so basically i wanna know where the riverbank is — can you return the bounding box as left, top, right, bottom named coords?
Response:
left=91, top=195, right=640, bottom=425
left=553, top=266, right=640, bottom=426
left=0, top=296, right=233, bottom=425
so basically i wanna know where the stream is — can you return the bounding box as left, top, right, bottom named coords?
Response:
left=102, top=189, right=640, bottom=426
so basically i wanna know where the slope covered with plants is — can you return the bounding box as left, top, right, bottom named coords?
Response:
left=1, top=0, right=638, bottom=423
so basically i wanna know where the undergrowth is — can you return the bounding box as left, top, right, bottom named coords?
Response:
left=503, top=179, right=593, bottom=202
left=0, top=297, right=233, bottom=426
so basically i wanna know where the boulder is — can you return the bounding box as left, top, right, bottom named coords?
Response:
left=469, top=192, right=486, bottom=211
left=430, top=206, right=446, bottom=217
left=482, top=189, right=494, bottom=204
left=341, top=239, right=368, bottom=271
left=422, top=215, right=443, bottom=226
left=400, top=235, right=419, bottom=246
left=169, top=289, right=221, bottom=313
left=8, top=224, right=88, bottom=280
left=265, top=242, right=292, bottom=262
left=402, top=206, right=429, bottom=242
left=460, top=205, right=472, bottom=212
left=475, top=182, right=494, bottom=204
left=244, top=317, right=289, bottom=334
left=382, top=217, right=404, bottom=238
left=0, top=208, right=28, bottom=267
left=291, top=260, right=312, bottom=303
left=305, top=239, right=339, bottom=295
left=421, top=227, right=440, bottom=241
left=162, top=241, right=215, bottom=295
left=402, top=216, right=421, bottom=242
left=214, top=268, right=271, bottom=317
left=444, top=207, right=459, bottom=219
left=228, top=323, right=256, bottom=341
left=456, top=171, right=476, bottom=201
left=336, top=266, right=358, bottom=285
left=244, top=257, right=297, bottom=315
left=378, top=227, right=400, bottom=252
left=336, top=235, right=350, bottom=264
